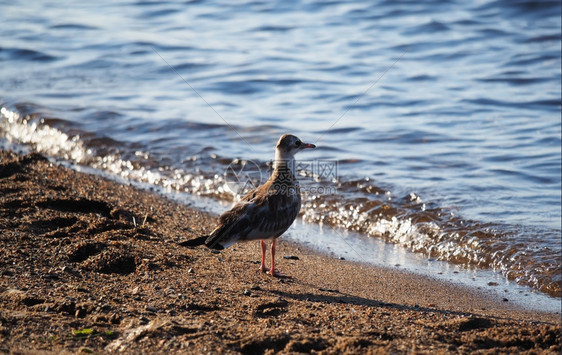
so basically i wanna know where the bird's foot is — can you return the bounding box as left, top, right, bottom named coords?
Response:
left=258, top=266, right=290, bottom=278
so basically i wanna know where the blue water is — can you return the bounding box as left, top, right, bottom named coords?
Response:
left=1, top=0, right=560, bottom=297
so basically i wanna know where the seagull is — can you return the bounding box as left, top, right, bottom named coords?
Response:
left=181, top=134, right=316, bottom=277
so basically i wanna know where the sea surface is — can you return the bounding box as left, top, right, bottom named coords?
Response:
left=1, top=0, right=560, bottom=299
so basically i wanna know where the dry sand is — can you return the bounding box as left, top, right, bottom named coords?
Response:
left=0, top=149, right=560, bottom=354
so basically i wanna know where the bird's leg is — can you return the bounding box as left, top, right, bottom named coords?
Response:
left=267, top=239, right=291, bottom=278
left=268, top=239, right=276, bottom=275
left=259, top=240, right=270, bottom=273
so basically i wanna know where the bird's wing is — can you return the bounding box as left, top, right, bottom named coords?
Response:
left=205, top=179, right=301, bottom=247
left=253, top=192, right=301, bottom=237
left=204, top=187, right=269, bottom=248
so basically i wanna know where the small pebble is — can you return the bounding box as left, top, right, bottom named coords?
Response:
left=283, top=255, right=299, bottom=260
left=75, top=308, right=87, bottom=318
left=145, top=305, right=157, bottom=313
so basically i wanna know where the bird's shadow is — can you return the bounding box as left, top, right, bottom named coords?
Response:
left=267, top=288, right=490, bottom=320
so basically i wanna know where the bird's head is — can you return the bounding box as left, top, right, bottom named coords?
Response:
left=275, top=134, right=315, bottom=161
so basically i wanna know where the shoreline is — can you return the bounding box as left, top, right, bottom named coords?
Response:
left=284, top=220, right=562, bottom=314
left=270, top=239, right=561, bottom=323
left=0, top=149, right=560, bottom=353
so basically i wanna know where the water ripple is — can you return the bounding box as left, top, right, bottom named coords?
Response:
left=0, top=47, right=58, bottom=62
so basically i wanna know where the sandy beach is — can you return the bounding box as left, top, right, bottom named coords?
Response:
left=0, top=149, right=560, bottom=354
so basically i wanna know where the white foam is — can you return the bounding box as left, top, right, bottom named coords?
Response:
left=0, top=107, right=92, bottom=163
left=0, top=107, right=224, bottom=198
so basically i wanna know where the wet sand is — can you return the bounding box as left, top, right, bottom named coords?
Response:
left=0, top=149, right=559, bottom=354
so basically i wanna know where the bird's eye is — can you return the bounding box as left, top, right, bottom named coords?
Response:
left=295, top=140, right=301, bottom=147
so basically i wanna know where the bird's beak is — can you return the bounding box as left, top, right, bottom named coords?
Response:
left=301, top=142, right=316, bottom=149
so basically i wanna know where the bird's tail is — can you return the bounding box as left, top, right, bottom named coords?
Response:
left=178, top=235, right=208, bottom=247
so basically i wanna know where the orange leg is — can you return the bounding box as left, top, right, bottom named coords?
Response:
left=267, top=239, right=290, bottom=278
left=268, top=239, right=276, bottom=276
left=259, top=240, right=269, bottom=273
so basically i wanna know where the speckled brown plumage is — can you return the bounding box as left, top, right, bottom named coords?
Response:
left=182, top=134, right=315, bottom=276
